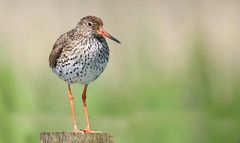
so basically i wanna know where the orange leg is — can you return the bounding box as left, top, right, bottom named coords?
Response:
left=81, top=85, right=92, bottom=133
left=67, top=84, right=78, bottom=131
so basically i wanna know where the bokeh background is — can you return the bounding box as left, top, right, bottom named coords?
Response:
left=0, top=0, right=240, bottom=143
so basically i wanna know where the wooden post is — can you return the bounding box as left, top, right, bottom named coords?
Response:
left=40, top=132, right=113, bottom=143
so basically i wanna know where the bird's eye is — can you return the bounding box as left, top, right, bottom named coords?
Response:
left=87, top=22, right=92, bottom=27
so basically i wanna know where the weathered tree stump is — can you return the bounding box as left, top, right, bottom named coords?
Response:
left=40, top=132, right=113, bottom=143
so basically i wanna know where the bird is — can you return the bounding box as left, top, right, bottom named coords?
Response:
left=49, top=16, right=120, bottom=133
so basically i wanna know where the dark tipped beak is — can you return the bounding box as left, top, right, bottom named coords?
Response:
left=98, top=29, right=121, bottom=44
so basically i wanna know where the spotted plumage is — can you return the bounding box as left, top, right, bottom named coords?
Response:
left=50, top=32, right=109, bottom=84
left=49, top=16, right=117, bottom=85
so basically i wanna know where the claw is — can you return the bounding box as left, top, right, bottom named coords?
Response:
left=72, top=129, right=84, bottom=134
left=80, top=129, right=101, bottom=133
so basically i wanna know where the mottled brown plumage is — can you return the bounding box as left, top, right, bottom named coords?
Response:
left=49, top=33, right=71, bottom=68
left=48, top=16, right=120, bottom=133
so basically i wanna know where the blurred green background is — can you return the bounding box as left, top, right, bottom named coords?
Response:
left=0, top=0, right=240, bottom=143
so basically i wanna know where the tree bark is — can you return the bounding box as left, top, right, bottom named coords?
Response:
left=40, top=132, right=113, bottom=143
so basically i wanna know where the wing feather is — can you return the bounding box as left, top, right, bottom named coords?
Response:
left=49, top=33, right=72, bottom=68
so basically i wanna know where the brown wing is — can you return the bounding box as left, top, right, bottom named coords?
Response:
left=49, top=32, right=72, bottom=68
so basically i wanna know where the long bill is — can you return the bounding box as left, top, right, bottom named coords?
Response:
left=98, top=29, right=121, bottom=44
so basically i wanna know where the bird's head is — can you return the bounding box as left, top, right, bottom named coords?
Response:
left=78, top=16, right=121, bottom=44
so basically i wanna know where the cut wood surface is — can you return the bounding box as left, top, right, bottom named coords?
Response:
left=40, top=132, right=113, bottom=143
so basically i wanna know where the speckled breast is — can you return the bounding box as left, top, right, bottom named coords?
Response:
left=52, top=37, right=109, bottom=85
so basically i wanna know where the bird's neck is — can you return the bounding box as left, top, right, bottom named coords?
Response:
left=74, top=26, right=93, bottom=39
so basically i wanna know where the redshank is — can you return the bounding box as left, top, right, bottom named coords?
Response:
left=49, top=16, right=120, bottom=133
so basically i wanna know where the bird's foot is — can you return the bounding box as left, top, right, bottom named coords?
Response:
left=72, top=128, right=84, bottom=134
left=80, top=129, right=101, bottom=133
